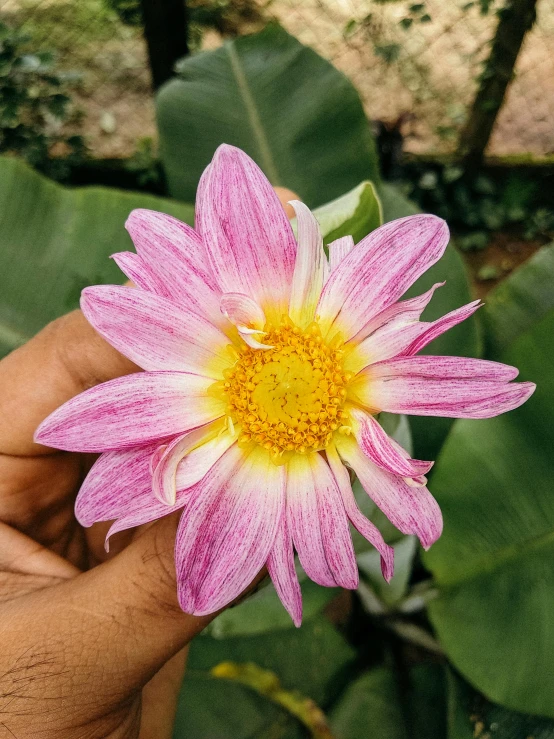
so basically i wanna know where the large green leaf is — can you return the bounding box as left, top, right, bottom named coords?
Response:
left=187, top=616, right=355, bottom=709
left=206, top=573, right=338, bottom=639
left=330, top=665, right=447, bottom=739
left=447, top=672, right=554, bottom=739
left=0, top=156, right=194, bottom=358
left=379, top=184, right=481, bottom=460
left=424, top=309, right=554, bottom=717
left=173, top=673, right=304, bottom=739
left=156, top=24, right=380, bottom=207
left=175, top=616, right=354, bottom=738
left=312, top=181, right=383, bottom=245
left=482, top=241, right=554, bottom=357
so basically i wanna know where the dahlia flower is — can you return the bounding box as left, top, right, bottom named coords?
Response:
left=35, top=145, right=535, bottom=626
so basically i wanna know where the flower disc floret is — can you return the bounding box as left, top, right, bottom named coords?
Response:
left=222, top=320, right=351, bottom=458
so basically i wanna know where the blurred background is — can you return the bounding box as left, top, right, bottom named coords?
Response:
left=1, top=1, right=553, bottom=737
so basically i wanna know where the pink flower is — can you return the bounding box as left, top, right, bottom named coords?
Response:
left=35, top=145, right=535, bottom=626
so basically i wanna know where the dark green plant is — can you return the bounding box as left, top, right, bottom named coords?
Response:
left=0, top=21, right=86, bottom=179
left=403, top=165, right=553, bottom=242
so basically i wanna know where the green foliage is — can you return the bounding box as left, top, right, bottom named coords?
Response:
left=174, top=617, right=355, bottom=738
left=482, top=241, right=554, bottom=355
left=424, top=308, right=554, bottom=717
left=0, top=156, right=193, bottom=358
left=104, top=0, right=267, bottom=49
left=330, top=665, right=447, bottom=739
left=103, top=0, right=143, bottom=26
left=0, top=21, right=85, bottom=179
left=403, top=166, right=552, bottom=241
left=311, top=181, right=383, bottom=245
left=449, top=672, right=554, bottom=739
left=157, top=24, right=380, bottom=207
left=206, top=574, right=338, bottom=638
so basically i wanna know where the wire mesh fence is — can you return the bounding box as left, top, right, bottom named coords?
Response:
left=1, top=0, right=553, bottom=160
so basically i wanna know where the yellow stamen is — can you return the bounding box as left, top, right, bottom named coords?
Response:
left=218, top=319, right=350, bottom=458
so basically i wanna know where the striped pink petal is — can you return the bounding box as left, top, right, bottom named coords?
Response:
left=176, top=444, right=285, bottom=615
left=402, top=299, right=482, bottom=356
left=175, top=428, right=237, bottom=491
left=267, top=512, right=302, bottom=627
left=195, top=145, right=297, bottom=319
left=355, top=281, right=445, bottom=340
left=125, top=209, right=222, bottom=325
left=349, top=407, right=433, bottom=478
left=152, top=424, right=234, bottom=505
left=111, top=251, right=166, bottom=293
left=345, top=298, right=481, bottom=372
left=317, top=215, right=449, bottom=341
left=369, top=356, right=521, bottom=381
left=81, top=285, right=233, bottom=377
left=35, top=372, right=225, bottom=452
left=328, top=235, right=355, bottom=272
left=105, top=497, right=186, bottom=550
left=352, top=356, right=536, bottom=419
left=326, top=444, right=394, bottom=581
left=286, top=453, right=358, bottom=590
left=335, top=434, right=443, bottom=550
left=288, top=200, right=327, bottom=327
left=75, top=444, right=157, bottom=527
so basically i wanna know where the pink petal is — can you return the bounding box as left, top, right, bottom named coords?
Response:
left=356, top=281, right=445, bottom=339
left=370, top=379, right=536, bottom=419
left=349, top=407, right=433, bottom=477
left=75, top=444, right=157, bottom=527
left=220, top=292, right=266, bottom=331
left=328, top=236, right=354, bottom=272
left=345, top=321, right=428, bottom=373
left=368, top=356, right=521, bottom=381
left=288, top=201, right=327, bottom=327
left=402, top=300, right=482, bottom=356
left=310, top=451, right=358, bottom=589
left=125, top=209, right=222, bottom=326
left=344, top=298, right=481, bottom=373
left=267, top=512, right=302, bottom=627
left=105, top=496, right=185, bottom=549
left=351, top=356, right=536, bottom=419
left=74, top=444, right=189, bottom=549
left=34, top=372, right=225, bottom=452
left=286, top=453, right=357, bottom=589
left=153, top=424, right=234, bottom=505
left=335, top=434, right=443, bottom=550
left=219, top=292, right=273, bottom=348
left=195, top=145, right=297, bottom=319
left=175, top=428, right=237, bottom=491
left=326, top=444, right=394, bottom=581
left=176, top=444, right=285, bottom=615
left=317, top=215, right=449, bottom=341
left=111, top=251, right=166, bottom=293
left=81, top=285, right=233, bottom=377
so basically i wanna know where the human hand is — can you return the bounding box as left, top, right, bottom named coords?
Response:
left=0, top=188, right=297, bottom=739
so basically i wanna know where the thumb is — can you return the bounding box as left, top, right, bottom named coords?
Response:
left=3, top=512, right=263, bottom=734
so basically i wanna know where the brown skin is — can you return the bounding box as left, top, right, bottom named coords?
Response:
left=0, top=187, right=297, bottom=738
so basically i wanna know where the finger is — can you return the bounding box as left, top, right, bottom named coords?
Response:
left=274, top=186, right=299, bottom=219
left=0, top=513, right=265, bottom=736
left=140, top=647, right=189, bottom=739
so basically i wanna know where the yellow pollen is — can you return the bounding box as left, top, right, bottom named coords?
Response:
left=220, top=320, right=350, bottom=458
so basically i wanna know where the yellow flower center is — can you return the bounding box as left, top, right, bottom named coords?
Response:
left=222, top=319, right=352, bottom=461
